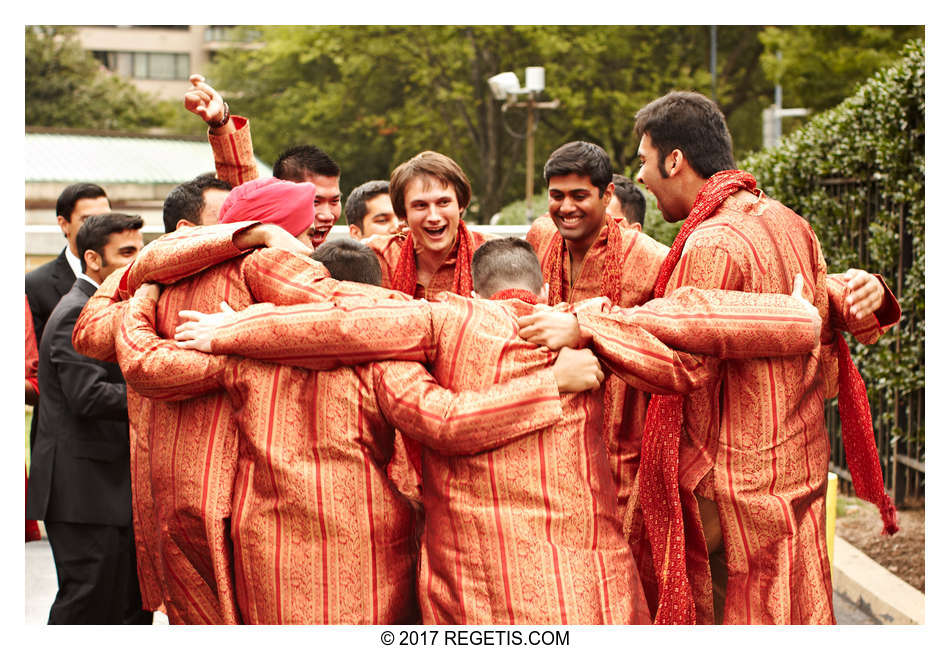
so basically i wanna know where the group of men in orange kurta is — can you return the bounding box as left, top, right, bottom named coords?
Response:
left=69, top=76, right=901, bottom=625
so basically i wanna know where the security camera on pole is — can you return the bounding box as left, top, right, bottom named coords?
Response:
left=488, top=67, right=559, bottom=222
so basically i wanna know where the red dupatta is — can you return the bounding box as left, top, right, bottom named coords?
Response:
left=390, top=221, right=475, bottom=297
left=637, top=170, right=897, bottom=625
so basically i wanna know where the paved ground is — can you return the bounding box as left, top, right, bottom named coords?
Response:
left=25, top=536, right=877, bottom=625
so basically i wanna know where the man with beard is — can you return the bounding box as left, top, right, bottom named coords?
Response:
left=625, top=91, right=900, bottom=624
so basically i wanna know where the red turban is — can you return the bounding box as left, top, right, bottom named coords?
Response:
left=219, top=177, right=316, bottom=237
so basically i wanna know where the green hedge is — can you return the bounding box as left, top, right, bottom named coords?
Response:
left=742, top=40, right=924, bottom=437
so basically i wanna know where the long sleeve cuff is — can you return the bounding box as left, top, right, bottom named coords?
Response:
left=209, top=115, right=259, bottom=188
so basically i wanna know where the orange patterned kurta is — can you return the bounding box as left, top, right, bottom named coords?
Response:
left=631, top=192, right=899, bottom=624
left=115, top=293, right=564, bottom=624
left=527, top=215, right=668, bottom=514
left=201, top=293, right=654, bottom=624
left=71, top=123, right=257, bottom=620
left=75, top=222, right=282, bottom=623
left=75, top=223, right=394, bottom=624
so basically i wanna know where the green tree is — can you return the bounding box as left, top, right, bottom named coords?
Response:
left=206, top=26, right=923, bottom=223
left=210, top=26, right=545, bottom=221
left=759, top=26, right=924, bottom=119
left=25, top=26, right=168, bottom=131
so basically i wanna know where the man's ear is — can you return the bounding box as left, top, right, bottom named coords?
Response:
left=56, top=215, right=69, bottom=237
left=602, top=182, right=614, bottom=206
left=83, top=249, right=101, bottom=274
left=175, top=219, right=196, bottom=231
left=539, top=283, right=550, bottom=304
left=667, top=149, right=685, bottom=177
left=348, top=224, right=363, bottom=240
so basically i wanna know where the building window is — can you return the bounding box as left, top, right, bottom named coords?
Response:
left=92, top=50, right=190, bottom=80
left=204, top=25, right=261, bottom=43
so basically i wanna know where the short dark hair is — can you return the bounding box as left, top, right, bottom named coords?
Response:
left=543, top=141, right=613, bottom=195
left=471, top=237, right=544, bottom=297
left=611, top=174, right=646, bottom=226
left=344, top=180, right=390, bottom=229
left=634, top=91, right=735, bottom=179
left=389, top=151, right=471, bottom=221
left=191, top=172, right=232, bottom=194
left=272, top=145, right=340, bottom=181
left=56, top=183, right=109, bottom=222
left=76, top=212, right=144, bottom=272
left=162, top=174, right=233, bottom=233
left=310, top=238, right=382, bottom=286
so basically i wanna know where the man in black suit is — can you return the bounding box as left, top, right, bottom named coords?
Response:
left=26, top=183, right=111, bottom=342
left=25, top=183, right=111, bottom=449
left=27, top=212, right=151, bottom=625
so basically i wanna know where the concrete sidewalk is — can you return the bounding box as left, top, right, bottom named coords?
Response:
left=832, top=535, right=925, bottom=624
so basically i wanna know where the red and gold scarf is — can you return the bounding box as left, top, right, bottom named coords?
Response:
left=391, top=220, right=475, bottom=297
left=638, top=170, right=897, bottom=625
left=545, top=215, right=624, bottom=306
left=545, top=215, right=625, bottom=439
left=489, top=288, right=539, bottom=304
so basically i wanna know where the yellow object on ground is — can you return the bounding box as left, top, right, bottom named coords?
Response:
left=826, top=472, right=838, bottom=569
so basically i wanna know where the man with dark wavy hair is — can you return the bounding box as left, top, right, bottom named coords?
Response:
left=629, top=90, right=900, bottom=625
left=607, top=173, right=646, bottom=228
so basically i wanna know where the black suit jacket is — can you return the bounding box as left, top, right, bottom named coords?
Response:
left=26, top=278, right=133, bottom=526
left=25, top=247, right=75, bottom=345
left=25, top=248, right=76, bottom=448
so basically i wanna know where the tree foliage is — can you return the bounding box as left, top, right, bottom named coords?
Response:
left=25, top=26, right=168, bottom=131
left=743, top=40, right=924, bottom=439
left=206, top=25, right=920, bottom=223
left=759, top=26, right=925, bottom=113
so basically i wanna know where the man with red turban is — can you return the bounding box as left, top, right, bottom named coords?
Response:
left=112, top=240, right=604, bottom=623
left=72, top=178, right=317, bottom=623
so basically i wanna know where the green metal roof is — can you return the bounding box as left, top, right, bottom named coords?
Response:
left=25, top=131, right=272, bottom=183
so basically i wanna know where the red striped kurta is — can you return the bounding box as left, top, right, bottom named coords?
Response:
left=116, top=292, right=564, bottom=624
left=638, top=193, right=898, bottom=624
left=201, top=292, right=654, bottom=624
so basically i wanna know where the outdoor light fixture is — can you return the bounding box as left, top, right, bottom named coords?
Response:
left=487, top=66, right=559, bottom=222
left=488, top=71, right=521, bottom=101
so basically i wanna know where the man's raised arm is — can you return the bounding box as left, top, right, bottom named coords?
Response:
left=185, top=74, right=259, bottom=188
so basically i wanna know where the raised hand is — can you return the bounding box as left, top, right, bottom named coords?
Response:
left=183, top=74, right=226, bottom=126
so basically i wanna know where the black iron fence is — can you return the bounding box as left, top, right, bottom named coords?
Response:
left=818, top=177, right=924, bottom=505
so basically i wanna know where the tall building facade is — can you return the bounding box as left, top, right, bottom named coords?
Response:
left=75, top=25, right=259, bottom=100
